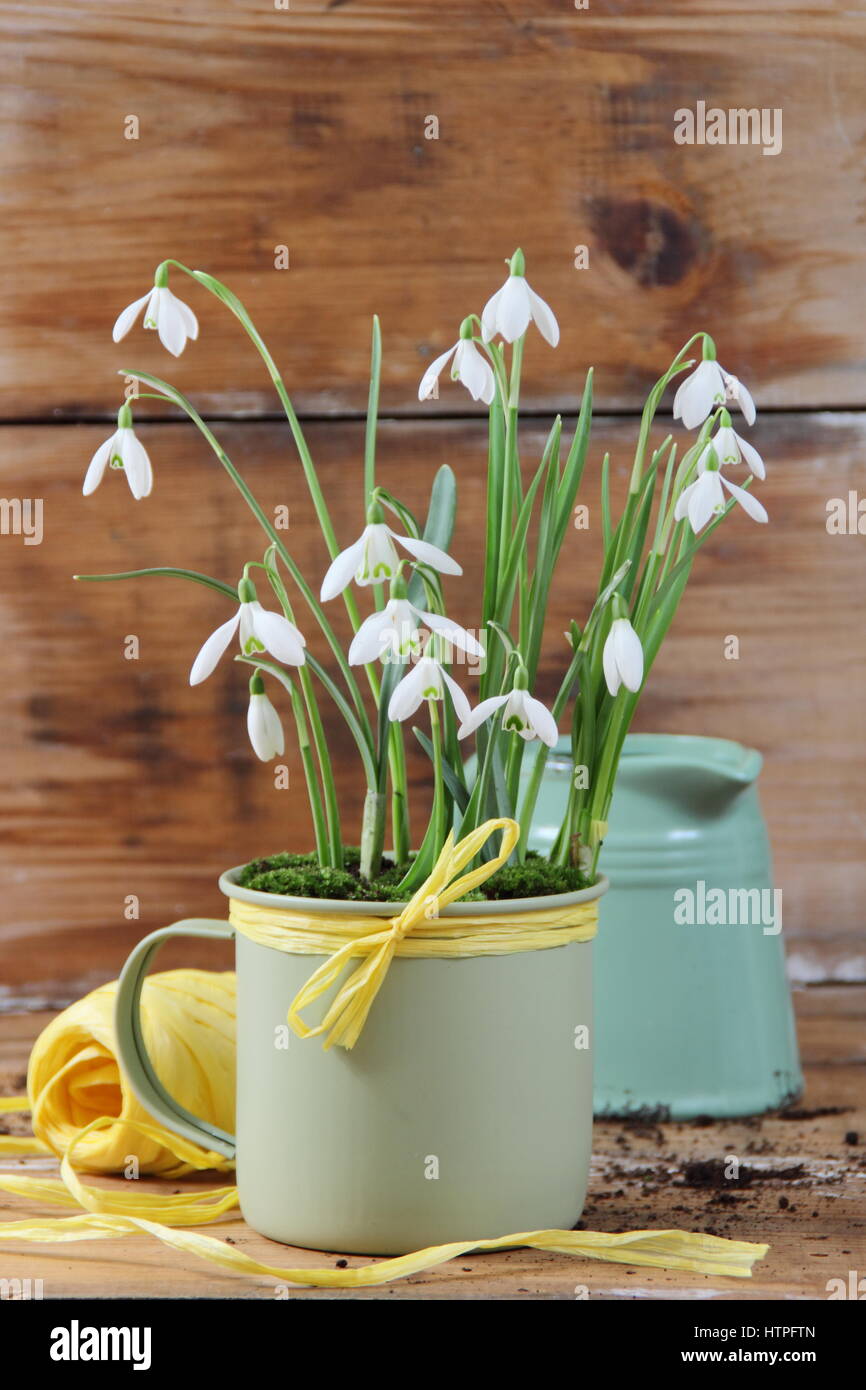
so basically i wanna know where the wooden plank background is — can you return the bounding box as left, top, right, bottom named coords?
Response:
left=0, top=2, right=864, bottom=1003
left=1, top=2, right=864, bottom=417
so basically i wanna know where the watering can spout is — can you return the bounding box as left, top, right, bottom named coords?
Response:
left=619, top=735, right=763, bottom=808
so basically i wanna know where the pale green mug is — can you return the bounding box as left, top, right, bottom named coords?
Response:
left=114, top=872, right=608, bottom=1255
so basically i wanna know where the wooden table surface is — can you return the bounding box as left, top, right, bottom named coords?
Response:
left=1, top=985, right=863, bottom=1300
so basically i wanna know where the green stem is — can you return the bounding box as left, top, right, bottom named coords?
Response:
left=288, top=681, right=329, bottom=862
left=126, top=369, right=374, bottom=749
left=516, top=641, right=582, bottom=858
left=360, top=790, right=387, bottom=880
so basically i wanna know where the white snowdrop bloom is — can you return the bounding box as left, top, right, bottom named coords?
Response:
left=349, top=598, right=484, bottom=666
left=190, top=580, right=306, bottom=686
left=419, top=319, right=495, bottom=405
left=457, top=680, right=559, bottom=747
left=321, top=520, right=461, bottom=602
left=699, top=420, right=765, bottom=480
left=83, top=405, right=153, bottom=500
left=247, top=676, right=285, bottom=762
left=481, top=249, right=559, bottom=346
left=674, top=459, right=768, bottom=534
left=387, top=656, right=471, bottom=726
left=673, top=354, right=756, bottom=430
left=112, top=266, right=199, bottom=357
left=602, top=618, right=644, bottom=697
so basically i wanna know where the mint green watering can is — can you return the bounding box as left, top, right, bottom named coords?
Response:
left=525, top=733, right=803, bottom=1118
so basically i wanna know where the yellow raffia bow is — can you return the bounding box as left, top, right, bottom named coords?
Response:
left=0, top=967, right=769, bottom=1285
left=0, top=823, right=770, bottom=1286
left=230, top=817, right=599, bottom=1051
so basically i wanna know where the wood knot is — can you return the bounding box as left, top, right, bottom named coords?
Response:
left=589, top=197, right=703, bottom=288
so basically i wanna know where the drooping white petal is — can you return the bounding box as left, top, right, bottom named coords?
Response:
left=527, top=286, right=560, bottom=347
left=247, top=692, right=285, bottom=761
left=82, top=434, right=115, bottom=496
left=673, top=360, right=726, bottom=430
left=418, top=344, right=456, bottom=402
left=496, top=276, right=532, bottom=342
left=250, top=603, right=306, bottom=666
left=442, top=670, right=472, bottom=725
left=735, top=433, right=765, bottom=480
left=612, top=619, right=644, bottom=693
left=673, top=478, right=696, bottom=524
left=734, top=379, right=756, bottom=426
left=387, top=659, right=431, bottom=722
left=457, top=693, right=510, bottom=740
left=720, top=474, right=769, bottom=524
left=688, top=471, right=725, bottom=533
left=481, top=286, right=503, bottom=343
left=602, top=629, right=622, bottom=696
left=111, top=291, right=152, bottom=344
left=118, top=428, right=153, bottom=499
left=170, top=291, right=199, bottom=341
left=348, top=607, right=396, bottom=665
left=454, top=340, right=495, bottom=404
left=724, top=372, right=756, bottom=426
left=391, top=530, right=462, bottom=576
left=320, top=533, right=367, bottom=601
left=189, top=610, right=241, bottom=685
left=522, top=694, right=560, bottom=746
left=416, top=607, right=484, bottom=659
left=154, top=289, right=188, bottom=357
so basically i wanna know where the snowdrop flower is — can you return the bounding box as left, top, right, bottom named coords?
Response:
left=349, top=583, right=484, bottom=666
left=457, top=669, right=558, bottom=747
left=603, top=609, right=644, bottom=697
left=247, top=673, right=285, bottom=762
left=321, top=505, right=461, bottom=602
left=419, top=318, right=495, bottom=405
left=190, top=578, right=306, bottom=685
left=112, top=263, right=199, bottom=358
left=673, top=345, right=756, bottom=430
left=387, top=656, right=471, bottom=725
left=481, top=249, right=559, bottom=347
left=83, top=403, right=153, bottom=500
left=674, top=450, right=768, bottom=534
left=698, top=412, right=765, bottom=480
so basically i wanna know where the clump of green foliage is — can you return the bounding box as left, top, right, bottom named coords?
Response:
left=236, top=850, right=589, bottom=903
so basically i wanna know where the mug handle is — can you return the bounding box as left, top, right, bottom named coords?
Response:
left=114, top=919, right=237, bottom=1160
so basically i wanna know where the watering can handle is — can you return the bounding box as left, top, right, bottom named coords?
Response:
left=114, top=920, right=237, bottom=1160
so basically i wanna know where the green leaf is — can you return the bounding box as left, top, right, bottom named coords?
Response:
left=554, top=369, right=593, bottom=544
left=412, top=727, right=470, bottom=813
left=364, top=315, right=382, bottom=506
left=74, top=566, right=238, bottom=600
left=407, top=464, right=457, bottom=609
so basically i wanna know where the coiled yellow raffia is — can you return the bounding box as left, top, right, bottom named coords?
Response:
left=0, top=819, right=770, bottom=1287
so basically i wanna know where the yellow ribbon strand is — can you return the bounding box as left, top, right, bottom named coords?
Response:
left=0, top=966, right=769, bottom=1285
left=230, top=817, right=599, bottom=1051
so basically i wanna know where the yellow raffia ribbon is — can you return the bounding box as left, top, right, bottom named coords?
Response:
left=230, top=817, right=599, bottom=1051
left=0, top=825, right=770, bottom=1286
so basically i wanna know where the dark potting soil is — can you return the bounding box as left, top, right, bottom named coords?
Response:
left=680, top=1158, right=806, bottom=1188
left=236, top=847, right=591, bottom=902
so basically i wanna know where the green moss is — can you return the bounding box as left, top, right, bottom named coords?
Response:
left=236, top=849, right=590, bottom=903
